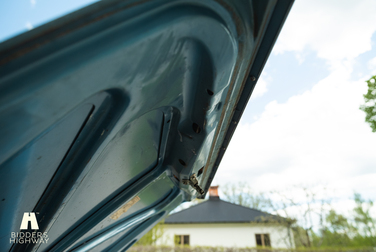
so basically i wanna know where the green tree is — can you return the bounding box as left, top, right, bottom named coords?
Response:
left=311, top=193, right=376, bottom=248
left=136, top=221, right=165, bottom=245
left=326, top=209, right=351, bottom=234
left=360, top=75, right=376, bottom=132
left=312, top=210, right=353, bottom=247
left=352, top=193, right=376, bottom=246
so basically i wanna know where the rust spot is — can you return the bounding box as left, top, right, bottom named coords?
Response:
left=110, top=196, right=140, bottom=220
left=173, top=174, right=180, bottom=182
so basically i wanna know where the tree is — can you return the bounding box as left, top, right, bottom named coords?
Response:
left=360, top=75, right=376, bottom=132
left=312, top=209, right=353, bottom=247
left=221, top=182, right=273, bottom=211
left=136, top=221, right=165, bottom=245
left=326, top=209, right=351, bottom=234
left=217, top=183, right=376, bottom=248
left=268, top=186, right=332, bottom=248
left=351, top=193, right=376, bottom=246
left=220, top=183, right=335, bottom=248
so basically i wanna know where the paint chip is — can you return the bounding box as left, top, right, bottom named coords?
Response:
left=110, top=196, right=140, bottom=220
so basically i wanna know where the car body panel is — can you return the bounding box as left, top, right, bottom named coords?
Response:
left=0, top=0, right=293, bottom=251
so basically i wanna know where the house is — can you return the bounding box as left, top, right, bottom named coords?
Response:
left=157, top=186, right=295, bottom=248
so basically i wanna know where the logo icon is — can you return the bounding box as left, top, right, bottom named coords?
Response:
left=10, top=212, right=49, bottom=244
left=20, top=212, right=39, bottom=230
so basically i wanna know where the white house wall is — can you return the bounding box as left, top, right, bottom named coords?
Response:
left=157, top=223, right=295, bottom=248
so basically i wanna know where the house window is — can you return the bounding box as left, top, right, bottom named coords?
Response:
left=255, top=234, right=271, bottom=247
left=174, top=235, right=190, bottom=246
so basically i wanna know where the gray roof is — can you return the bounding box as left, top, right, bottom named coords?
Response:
left=165, top=196, right=282, bottom=224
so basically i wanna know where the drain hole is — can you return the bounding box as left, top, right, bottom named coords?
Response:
left=179, top=159, right=187, bottom=166
left=207, top=89, right=214, bottom=96
left=167, top=120, right=170, bottom=123
left=192, top=123, right=201, bottom=134
left=198, top=167, right=204, bottom=176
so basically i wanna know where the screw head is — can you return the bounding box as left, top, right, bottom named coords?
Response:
left=250, top=76, right=256, bottom=81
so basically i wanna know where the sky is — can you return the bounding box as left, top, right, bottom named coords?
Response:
left=0, top=0, right=99, bottom=41
left=212, top=0, right=376, bottom=214
left=1, top=0, right=375, bottom=216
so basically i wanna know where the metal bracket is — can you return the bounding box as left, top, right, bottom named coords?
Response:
left=182, top=173, right=204, bottom=195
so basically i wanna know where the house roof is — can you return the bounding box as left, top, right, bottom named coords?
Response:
left=165, top=196, right=284, bottom=224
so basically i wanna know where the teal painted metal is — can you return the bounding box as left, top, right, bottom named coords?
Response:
left=0, top=0, right=293, bottom=251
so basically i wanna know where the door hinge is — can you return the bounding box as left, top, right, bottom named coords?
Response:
left=182, top=173, right=204, bottom=195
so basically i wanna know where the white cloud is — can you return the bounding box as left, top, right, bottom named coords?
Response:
left=26, top=22, right=34, bottom=30
left=274, top=0, right=376, bottom=63
left=210, top=1, right=376, bottom=225
left=368, top=57, right=376, bottom=69
left=214, top=63, right=376, bottom=200
left=30, top=0, right=36, bottom=7
left=368, top=56, right=376, bottom=76
left=252, top=72, right=270, bottom=98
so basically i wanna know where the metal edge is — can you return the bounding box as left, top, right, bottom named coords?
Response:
left=199, top=0, right=295, bottom=198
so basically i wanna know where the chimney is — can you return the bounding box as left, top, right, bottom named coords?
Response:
left=209, top=186, right=219, bottom=200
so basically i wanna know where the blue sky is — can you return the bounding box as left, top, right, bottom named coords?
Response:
left=0, top=0, right=98, bottom=42
left=1, top=0, right=376, bottom=216
left=215, top=0, right=376, bottom=216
